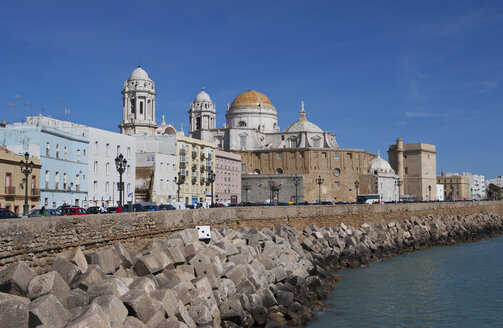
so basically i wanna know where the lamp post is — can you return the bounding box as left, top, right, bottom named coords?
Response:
left=268, top=180, right=274, bottom=204
left=208, top=170, right=216, bottom=207
left=115, top=154, right=127, bottom=206
left=243, top=183, right=250, bottom=205
left=19, top=152, right=34, bottom=216
left=174, top=173, right=185, bottom=202
left=354, top=180, right=360, bottom=202
left=315, top=176, right=324, bottom=203
left=428, top=185, right=432, bottom=201
left=293, top=175, right=301, bottom=204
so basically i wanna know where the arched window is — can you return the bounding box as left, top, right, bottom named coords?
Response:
left=130, top=99, right=136, bottom=114
left=289, top=137, right=297, bottom=148
left=140, top=102, right=144, bottom=114
left=238, top=121, right=246, bottom=127
left=196, top=117, right=201, bottom=129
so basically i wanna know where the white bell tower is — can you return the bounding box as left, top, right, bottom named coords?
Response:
left=188, top=88, right=216, bottom=138
left=119, top=66, right=158, bottom=135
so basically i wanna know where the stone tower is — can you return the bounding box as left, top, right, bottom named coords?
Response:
left=119, top=66, right=158, bottom=135
left=188, top=88, right=216, bottom=141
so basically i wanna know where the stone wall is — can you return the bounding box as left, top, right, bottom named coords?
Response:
left=1, top=201, right=502, bottom=271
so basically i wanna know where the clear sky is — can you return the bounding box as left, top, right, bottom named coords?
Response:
left=1, top=0, right=502, bottom=178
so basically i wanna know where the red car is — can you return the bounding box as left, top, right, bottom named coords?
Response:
left=61, top=207, right=88, bottom=216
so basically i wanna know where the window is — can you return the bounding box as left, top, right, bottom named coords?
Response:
left=93, top=181, right=98, bottom=193
left=117, top=145, right=121, bottom=156
left=289, top=138, right=297, bottom=148
left=77, top=149, right=81, bottom=162
left=94, top=141, right=98, bottom=154
left=334, top=152, right=340, bottom=160
left=55, top=172, right=60, bottom=189
left=94, top=161, right=98, bottom=174
left=322, top=152, right=327, bottom=159
left=45, top=170, right=49, bottom=188
left=312, top=138, right=320, bottom=148
left=127, top=165, right=131, bottom=176
left=83, top=149, right=86, bottom=157
left=56, top=144, right=60, bottom=158
left=238, top=121, right=246, bottom=127
left=334, top=181, right=339, bottom=187
left=241, top=164, right=245, bottom=172
left=127, top=147, right=131, bottom=159
left=127, top=183, right=131, bottom=194
left=333, top=168, right=341, bottom=176
left=63, top=173, right=67, bottom=190
left=239, top=135, right=247, bottom=148
left=64, top=146, right=68, bottom=160
left=404, top=167, right=408, bottom=174
left=5, top=173, right=12, bottom=192
left=277, top=153, right=282, bottom=159
left=105, top=182, right=109, bottom=193
left=106, top=162, right=110, bottom=175
left=46, top=142, right=50, bottom=156
left=106, top=143, right=110, bottom=156
left=44, top=198, right=48, bottom=206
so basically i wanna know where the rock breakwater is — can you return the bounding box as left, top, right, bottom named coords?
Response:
left=0, top=212, right=502, bottom=327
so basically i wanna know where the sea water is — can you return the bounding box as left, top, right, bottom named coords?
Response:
left=309, top=236, right=503, bottom=327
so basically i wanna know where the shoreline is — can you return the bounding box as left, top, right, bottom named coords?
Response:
left=0, top=211, right=502, bottom=327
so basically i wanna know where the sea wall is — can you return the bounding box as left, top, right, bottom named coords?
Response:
left=0, top=211, right=502, bottom=327
left=0, top=201, right=502, bottom=270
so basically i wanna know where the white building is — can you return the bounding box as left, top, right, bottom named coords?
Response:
left=461, top=172, right=486, bottom=200
left=362, top=152, right=400, bottom=202
left=436, top=184, right=444, bottom=201
left=487, top=176, right=503, bottom=189
left=88, top=128, right=136, bottom=207
left=135, top=135, right=177, bottom=205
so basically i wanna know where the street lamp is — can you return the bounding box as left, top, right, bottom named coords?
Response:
left=243, top=183, right=250, bottom=205
left=115, top=154, right=127, bottom=206
left=354, top=180, right=360, bottom=202
left=208, top=169, right=216, bottom=207
left=293, top=175, right=301, bottom=204
left=174, top=172, right=185, bottom=202
left=270, top=182, right=282, bottom=205
left=19, top=152, right=34, bottom=216
left=315, top=176, right=324, bottom=203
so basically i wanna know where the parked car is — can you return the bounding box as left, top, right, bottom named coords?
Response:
left=123, top=203, right=146, bottom=212
left=107, top=206, right=120, bottom=213
left=0, top=208, right=19, bottom=219
left=57, top=204, right=74, bottom=211
left=28, top=208, right=61, bottom=217
left=143, top=205, right=159, bottom=211
left=159, top=204, right=176, bottom=211
left=61, top=207, right=88, bottom=216
left=86, top=206, right=101, bottom=214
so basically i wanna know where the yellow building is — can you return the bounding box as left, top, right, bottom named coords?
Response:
left=176, top=134, right=216, bottom=205
left=437, top=174, right=470, bottom=201
left=0, top=147, right=41, bottom=215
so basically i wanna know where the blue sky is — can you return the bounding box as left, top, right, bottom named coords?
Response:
left=1, top=0, right=502, bottom=178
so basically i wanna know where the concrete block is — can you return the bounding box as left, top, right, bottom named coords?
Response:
left=97, top=247, right=122, bottom=274
left=276, top=290, right=293, bottom=307
left=0, top=261, right=37, bottom=296
left=250, top=306, right=268, bottom=325
left=92, top=295, right=128, bottom=326
left=87, top=277, right=129, bottom=300
left=174, top=299, right=196, bottom=328
left=121, top=290, right=164, bottom=323
left=236, top=278, right=256, bottom=295
left=256, top=287, right=277, bottom=308
left=151, top=289, right=179, bottom=317
left=124, top=316, right=148, bottom=328
left=188, top=303, right=213, bottom=326
left=114, top=242, right=134, bottom=268
left=219, top=298, right=243, bottom=326
left=76, top=264, right=105, bottom=291
left=225, top=264, right=247, bottom=286
left=67, top=303, right=110, bottom=328
left=219, top=278, right=236, bottom=299
left=145, top=311, right=165, bottom=328
left=63, top=247, right=89, bottom=274
left=167, top=247, right=186, bottom=266
left=0, top=292, right=30, bottom=328
left=134, top=253, right=165, bottom=276
left=27, top=271, right=69, bottom=307
left=29, top=294, right=70, bottom=328
left=164, top=280, right=192, bottom=306
left=158, top=317, right=189, bottom=328
left=68, top=288, right=90, bottom=309
left=196, top=226, right=211, bottom=240
left=272, top=266, right=287, bottom=283
left=51, top=256, right=82, bottom=287
left=129, top=276, right=158, bottom=294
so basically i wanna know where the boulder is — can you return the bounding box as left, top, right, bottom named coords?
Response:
left=150, top=289, right=179, bottom=317
left=29, top=294, right=70, bottom=328
left=92, top=295, right=128, bottom=326
left=87, top=277, right=130, bottom=301
left=121, top=290, right=164, bottom=323
left=62, top=247, right=89, bottom=274
left=0, top=261, right=37, bottom=296
left=0, top=292, right=30, bottom=328
left=124, top=316, right=149, bottom=328
left=51, top=256, right=82, bottom=287
left=67, top=303, right=110, bottom=328
left=187, top=303, right=213, bottom=326
left=68, top=288, right=90, bottom=309
left=219, top=298, right=243, bottom=326
left=27, top=271, right=69, bottom=307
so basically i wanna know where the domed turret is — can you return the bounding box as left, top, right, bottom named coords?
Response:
left=226, top=90, right=278, bottom=132
left=369, top=151, right=395, bottom=175
left=189, top=88, right=216, bottom=134
left=129, top=66, right=150, bottom=80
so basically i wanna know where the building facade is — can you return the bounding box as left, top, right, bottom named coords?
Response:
left=215, top=149, right=241, bottom=205
left=358, top=152, right=400, bottom=202
left=461, top=172, right=486, bottom=200
left=0, top=147, right=41, bottom=214
left=1, top=116, right=88, bottom=208
left=177, top=134, right=216, bottom=206
left=87, top=128, right=136, bottom=207
left=437, top=173, right=470, bottom=201
left=436, top=184, right=445, bottom=201
left=388, top=138, right=437, bottom=201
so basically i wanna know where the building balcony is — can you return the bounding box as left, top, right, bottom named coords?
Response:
left=200, top=152, right=206, bottom=159
left=55, top=183, right=59, bottom=190
left=179, top=148, right=186, bottom=155
left=206, top=153, right=212, bottom=160
left=200, top=166, right=205, bottom=172
left=179, top=162, right=186, bottom=168
left=31, top=188, right=40, bottom=196
left=206, top=165, right=212, bottom=171
left=192, top=163, right=197, bottom=170
left=5, top=186, right=15, bottom=194
left=192, top=176, right=197, bottom=184
left=192, top=150, right=197, bottom=158
left=200, top=177, right=205, bottom=184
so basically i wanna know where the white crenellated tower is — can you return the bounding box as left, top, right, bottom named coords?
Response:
left=188, top=88, right=217, bottom=142
left=119, top=66, right=158, bottom=135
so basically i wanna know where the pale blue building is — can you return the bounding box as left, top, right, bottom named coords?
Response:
left=0, top=116, right=89, bottom=208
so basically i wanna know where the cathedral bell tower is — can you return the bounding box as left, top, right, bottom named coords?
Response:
left=119, top=66, right=158, bottom=135
left=188, top=88, right=216, bottom=140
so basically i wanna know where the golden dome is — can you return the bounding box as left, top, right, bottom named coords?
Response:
left=229, top=90, right=275, bottom=110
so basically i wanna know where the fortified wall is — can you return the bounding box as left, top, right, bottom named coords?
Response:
left=1, top=201, right=502, bottom=271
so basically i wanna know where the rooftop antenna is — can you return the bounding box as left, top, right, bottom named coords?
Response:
left=7, top=103, right=13, bottom=123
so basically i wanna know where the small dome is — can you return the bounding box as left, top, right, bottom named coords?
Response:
left=369, top=152, right=395, bottom=174
left=229, top=90, right=275, bottom=111
left=284, top=120, right=323, bottom=133
left=129, top=66, right=149, bottom=80
left=194, top=89, right=211, bottom=102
